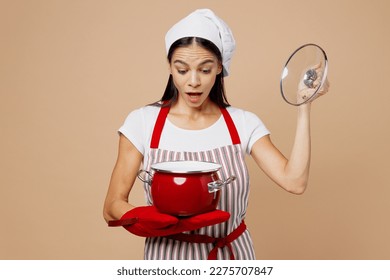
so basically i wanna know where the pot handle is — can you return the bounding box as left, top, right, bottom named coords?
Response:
left=208, top=176, right=236, bottom=193
left=137, top=170, right=153, bottom=185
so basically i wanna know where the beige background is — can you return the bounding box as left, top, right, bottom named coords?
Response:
left=1, top=0, right=389, bottom=260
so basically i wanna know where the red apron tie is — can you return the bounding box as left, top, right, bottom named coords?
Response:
left=166, top=221, right=246, bottom=260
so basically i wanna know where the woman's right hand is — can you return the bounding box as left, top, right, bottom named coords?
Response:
left=103, top=134, right=143, bottom=222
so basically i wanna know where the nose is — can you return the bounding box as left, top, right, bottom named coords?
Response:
left=188, top=71, right=200, bottom=88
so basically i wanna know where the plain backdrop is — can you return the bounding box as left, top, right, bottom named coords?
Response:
left=1, top=0, right=389, bottom=259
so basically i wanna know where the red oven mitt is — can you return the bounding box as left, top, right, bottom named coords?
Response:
left=108, top=206, right=230, bottom=237
left=108, top=206, right=179, bottom=236
left=178, top=210, right=231, bottom=232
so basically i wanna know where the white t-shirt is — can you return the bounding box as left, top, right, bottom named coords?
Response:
left=119, top=105, right=270, bottom=165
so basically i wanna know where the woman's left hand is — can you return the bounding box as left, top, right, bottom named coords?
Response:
left=297, top=63, right=330, bottom=103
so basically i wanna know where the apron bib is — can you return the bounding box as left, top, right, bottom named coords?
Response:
left=143, top=105, right=255, bottom=260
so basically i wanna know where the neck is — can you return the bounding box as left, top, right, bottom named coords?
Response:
left=171, top=97, right=220, bottom=118
left=168, top=98, right=221, bottom=130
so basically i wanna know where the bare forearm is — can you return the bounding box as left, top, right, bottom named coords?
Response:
left=103, top=170, right=137, bottom=222
left=284, top=103, right=311, bottom=193
left=103, top=197, right=134, bottom=222
left=103, top=135, right=143, bottom=222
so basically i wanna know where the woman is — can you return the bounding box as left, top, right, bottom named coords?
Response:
left=103, top=9, right=329, bottom=260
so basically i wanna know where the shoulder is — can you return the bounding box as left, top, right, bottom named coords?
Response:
left=225, top=106, right=264, bottom=124
left=225, top=106, right=270, bottom=154
left=120, top=105, right=161, bottom=131
left=120, top=105, right=161, bottom=136
left=119, top=105, right=161, bottom=155
left=124, top=105, right=160, bottom=121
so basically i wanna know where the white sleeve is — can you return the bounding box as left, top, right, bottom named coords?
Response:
left=244, top=111, right=270, bottom=154
left=118, top=108, right=147, bottom=155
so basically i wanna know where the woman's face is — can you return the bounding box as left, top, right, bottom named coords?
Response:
left=169, top=42, right=222, bottom=109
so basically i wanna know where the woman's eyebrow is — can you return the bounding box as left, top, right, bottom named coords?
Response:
left=173, top=59, right=216, bottom=66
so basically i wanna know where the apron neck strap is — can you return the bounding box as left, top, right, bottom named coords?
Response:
left=220, top=107, right=241, bottom=145
left=150, top=105, right=241, bottom=149
left=150, top=105, right=170, bottom=149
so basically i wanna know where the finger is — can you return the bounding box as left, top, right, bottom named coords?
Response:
left=313, top=79, right=321, bottom=88
left=316, top=70, right=323, bottom=78
left=318, top=83, right=329, bottom=94
left=312, top=61, right=322, bottom=70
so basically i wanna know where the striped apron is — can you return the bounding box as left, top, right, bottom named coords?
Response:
left=143, top=105, right=255, bottom=260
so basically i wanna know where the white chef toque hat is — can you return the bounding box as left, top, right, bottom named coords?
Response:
left=165, top=9, right=236, bottom=77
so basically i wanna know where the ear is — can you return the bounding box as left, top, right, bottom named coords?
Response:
left=217, top=63, right=223, bottom=75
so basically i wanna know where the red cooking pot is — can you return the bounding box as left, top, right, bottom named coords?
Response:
left=137, top=161, right=235, bottom=216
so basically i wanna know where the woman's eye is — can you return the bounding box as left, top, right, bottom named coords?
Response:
left=177, top=69, right=188, bottom=75
left=201, top=69, right=211, bottom=74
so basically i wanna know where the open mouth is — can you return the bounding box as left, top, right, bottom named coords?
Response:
left=185, top=92, right=203, bottom=103
left=186, top=92, right=202, bottom=96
